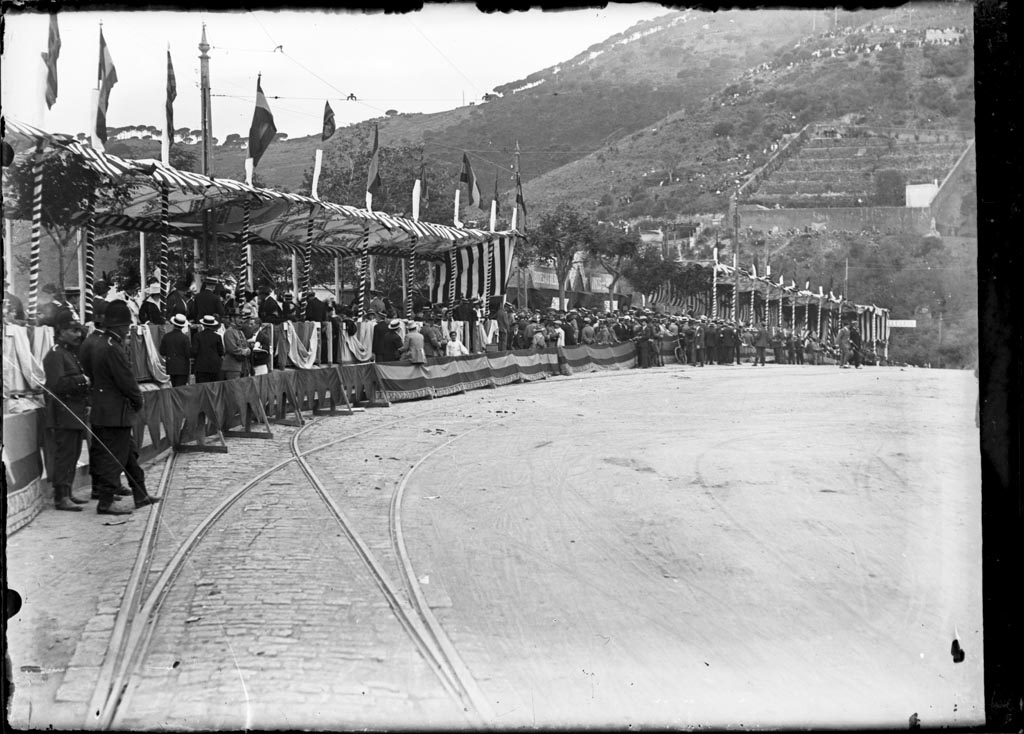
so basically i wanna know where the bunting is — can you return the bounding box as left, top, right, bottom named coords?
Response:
left=248, top=75, right=277, bottom=167
left=42, top=14, right=61, bottom=110
left=429, top=238, right=515, bottom=305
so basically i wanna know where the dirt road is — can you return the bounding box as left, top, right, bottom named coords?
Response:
left=400, top=364, right=984, bottom=729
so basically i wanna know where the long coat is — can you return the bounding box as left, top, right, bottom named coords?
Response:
left=192, top=328, right=225, bottom=374
left=80, top=331, right=142, bottom=427
left=400, top=331, right=427, bottom=364
left=378, top=330, right=404, bottom=362
left=752, top=326, right=771, bottom=348
left=159, top=328, right=192, bottom=376
left=43, top=343, right=90, bottom=429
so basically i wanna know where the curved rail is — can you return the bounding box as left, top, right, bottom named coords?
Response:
left=90, top=403, right=497, bottom=729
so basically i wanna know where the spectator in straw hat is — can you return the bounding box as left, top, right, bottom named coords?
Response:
left=399, top=321, right=427, bottom=365
left=160, top=313, right=192, bottom=387
left=377, top=319, right=404, bottom=362
left=192, top=314, right=225, bottom=383
left=79, top=299, right=160, bottom=515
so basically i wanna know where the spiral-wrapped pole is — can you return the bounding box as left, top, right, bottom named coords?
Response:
left=27, top=143, right=45, bottom=322
left=159, top=185, right=170, bottom=299
left=83, top=195, right=96, bottom=323
left=406, top=237, right=417, bottom=317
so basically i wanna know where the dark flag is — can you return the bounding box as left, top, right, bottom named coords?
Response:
left=95, top=29, right=118, bottom=145
left=418, top=163, right=429, bottom=207
left=164, top=47, right=176, bottom=156
left=515, top=171, right=527, bottom=218
left=366, top=124, right=381, bottom=197
left=322, top=100, right=336, bottom=142
left=247, top=75, right=277, bottom=166
left=460, top=153, right=482, bottom=209
left=41, top=14, right=60, bottom=110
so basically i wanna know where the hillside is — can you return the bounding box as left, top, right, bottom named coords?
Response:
left=522, top=2, right=974, bottom=222
left=103, top=8, right=819, bottom=200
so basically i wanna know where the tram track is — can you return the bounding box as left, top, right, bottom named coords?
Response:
left=86, top=400, right=501, bottom=730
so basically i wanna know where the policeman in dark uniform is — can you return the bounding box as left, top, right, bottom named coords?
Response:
left=79, top=300, right=160, bottom=515
left=43, top=310, right=91, bottom=511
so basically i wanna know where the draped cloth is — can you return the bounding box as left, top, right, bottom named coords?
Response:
left=284, top=321, right=319, bottom=369
left=341, top=320, right=374, bottom=363
left=140, top=324, right=171, bottom=384
left=3, top=325, right=46, bottom=395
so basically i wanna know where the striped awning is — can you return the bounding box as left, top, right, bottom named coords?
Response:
left=5, top=119, right=523, bottom=260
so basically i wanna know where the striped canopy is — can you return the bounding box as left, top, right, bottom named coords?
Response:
left=5, top=119, right=522, bottom=262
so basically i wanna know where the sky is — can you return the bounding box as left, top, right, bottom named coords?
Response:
left=2, top=4, right=672, bottom=140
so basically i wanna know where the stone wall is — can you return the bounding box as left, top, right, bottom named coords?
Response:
left=738, top=205, right=935, bottom=235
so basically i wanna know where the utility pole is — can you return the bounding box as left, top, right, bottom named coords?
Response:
left=199, top=25, right=214, bottom=271
left=513, top=141, right=527, bottom=308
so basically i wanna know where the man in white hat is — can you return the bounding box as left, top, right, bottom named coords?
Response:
left=160, top=313, right=192, bottom=386
left=377, top=318, right=404, bottom=362
left=399, top=321, right=427, bottom=365
left=192, top=314, right=224, bottom=383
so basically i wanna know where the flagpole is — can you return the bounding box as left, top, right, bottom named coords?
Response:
left=453, top=188, right=461, bottom=227
left=77, top=230, right=87, bottom=322
left=198, top=25, right=213, bottom=272
left=711, top=239, right=719, bottom=320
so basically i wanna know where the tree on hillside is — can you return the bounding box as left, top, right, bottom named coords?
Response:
left=621, top=244, right=669, bottom=302
left=5, top=148, right=133, bottom=295
left=530, top=204, right=596, bottom=310
left=588, top=224, right=640, bottom=311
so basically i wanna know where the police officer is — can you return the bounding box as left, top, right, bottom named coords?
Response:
left=79, top=300, right=160, bottom=515
left=43, top=310, right=91, bottom=511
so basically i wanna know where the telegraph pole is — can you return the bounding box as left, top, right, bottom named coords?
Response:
left=199, top=25, right=214, bottom=270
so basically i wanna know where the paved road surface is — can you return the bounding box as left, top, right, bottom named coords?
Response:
left=5, top=364, right=983, bottom=730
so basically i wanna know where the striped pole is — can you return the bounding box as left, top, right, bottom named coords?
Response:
left=84, top=196, right=96, bottom=322
left=159, top=186, right=170, bottom=299
left=448, top=247, right=458, bottom=306
left=711, top=265, right=718, bottom=319
left=750, top=280, right=756, bottom=324
left=357, top=230, right=369, bottom=319
left=817, top=298, right=823, bottom=339
left=406, top=237, right=416, bottom=317
left=27, top=143, right=45, bottom=322
left=790, top=290, right=796, bottom=331
left=731, top=253, right=738, bottom=321
left=300, top=210, right=313, bottom=321
left=484, top=242, right=492, bottom=303
left=238, top=198, right=251, bottom=293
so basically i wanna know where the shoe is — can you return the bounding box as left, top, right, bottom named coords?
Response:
left=69, top=494, right=89, bottom=504
left=91, top=493, right=122, bottom=502
left=115, top=486, right=133, bottom=497
left=55, top=499, right=83, bottom=512
left=97, top=504, right=133, bottom=515
left=134, top=496, right=161, bottom=509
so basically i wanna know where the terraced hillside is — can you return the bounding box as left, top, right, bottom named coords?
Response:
left=745, top=127, right=971, bottom=209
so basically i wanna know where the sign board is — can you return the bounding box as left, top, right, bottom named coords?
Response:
left=888, top=319, right=917, bottom=328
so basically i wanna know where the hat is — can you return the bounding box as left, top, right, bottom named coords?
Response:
left=388, top=319, right=401, bottom=330
left=282, top=293, right=294, bottom=301
left=200, top=315, right=219, bottom=328
left=170, top=313, right=188, bottom=328
left=104, top=299, right=132, bottom=327
left=54, top=308, right=79, bottom=332
left=145, top=283, right=161, bottom=296
left=406, top=322, right=419, bottom=331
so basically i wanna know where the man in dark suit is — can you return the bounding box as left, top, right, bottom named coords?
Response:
left=189, top=277, right=226, bottom=323
left=79, top=300, right=160, bottom=515
left=159, top=313, right=192, bottom=386
left=304, top=290, right=329, bottom=322
left=752, top=321, right=770, bottom=366
left=164, top=278, right=191, bottom=322
left=718, top=320, right=734, bottom=364
left=258, top=286, right=283, bottom=325
left=371, top=313, right=391, bottom=362
left=43, top=310, right=91, bottom=511
left=704, top=319, right=719, bottom=365
left=192, top=315, right=225, bottom=383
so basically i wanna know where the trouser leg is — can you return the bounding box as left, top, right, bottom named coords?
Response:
left=123, top=433, right=149, bottom=504
left=91, top=425, right=129, bottom=505
left=50, top=428, right=84, bottom=504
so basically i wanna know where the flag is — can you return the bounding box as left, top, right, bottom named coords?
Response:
left=95, top=29, right=118, bottom=145
left=163, top=47, right=176, bottom=162
left=460, top=153, right=482, bottom=209
left=322, top=100, right=336, bottom=142
left=41, top=14, right=60, bottom=109
left=751, top=263, right=757, bottom=278
left=515, top=171, right=527, bottom=225
left=418, top=163, right=429, bottom=207
left=366, top=124, right=381, bottom=197
left=247, top=75, right=277, bottom=167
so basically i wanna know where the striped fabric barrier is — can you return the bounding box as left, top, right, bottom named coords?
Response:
left=559, top=342, right=636, bottom=375
left=429, top=236, right=516, bottom=304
